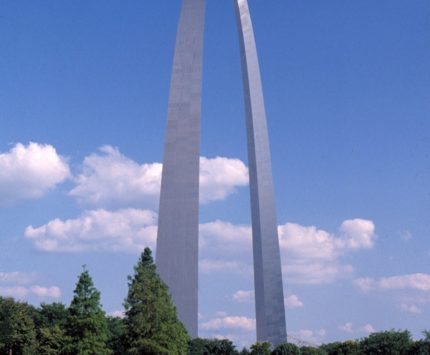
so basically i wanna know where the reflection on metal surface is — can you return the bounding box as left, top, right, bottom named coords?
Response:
left=156, top=0, right=205, bottom=338
left=157, top=0, right=287, bottom=345
left=234, top=0, right=287, bottom=346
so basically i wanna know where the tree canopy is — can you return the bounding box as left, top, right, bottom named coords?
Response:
left=124, top=247, right=189, bottom=354
left=66, top=267, right=111, bottom=355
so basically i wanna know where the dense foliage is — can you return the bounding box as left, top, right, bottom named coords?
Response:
left=124, top=247, right=189, bottom=354
left=0, top=249, right=428, bottom=354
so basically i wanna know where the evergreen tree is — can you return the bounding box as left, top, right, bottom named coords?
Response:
left=250, top=342, right=271, bottom=355
left=124, top=247, right=189, bottom=354
left=38, top=325, right=70, bottom=355
left=359, top=330, right=412, bottom=354
left=106, top=316, right=127, bottom=355
left=272, top=342, right=301, bottom=355
left=66, top=267, right=111, bottom=355
left=37, top=303, right=68, bottom=329
left=188, top=338, right=238, bottom=354
left=0, top=297, right=38, bottom=355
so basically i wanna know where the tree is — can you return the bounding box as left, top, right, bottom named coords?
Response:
left=272, top=342, right=301, bottom=355
left=359, top=330, right=412, bottom=354
left=37, top=325, right=69, bottom=355
left=66, top=267, right=111, bottom=355
left=0, top=297, right=38, bottom=355
left=300, top=346, right=325, bottom=355
left=410, top=331, right=430, bottom=355
left=320, top=340, right=359, bottom=354
left=124, top=247, right=189, bottom=354
left=188, top=338, right=238, bottom=355
left=37, top=303, right=68, bottom=329
left=106, top=316, right=127, bottom=355
left=250, top=342, right=272, bottom=355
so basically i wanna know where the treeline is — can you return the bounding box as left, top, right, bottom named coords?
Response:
left=0, top=248, right=428, bottom=354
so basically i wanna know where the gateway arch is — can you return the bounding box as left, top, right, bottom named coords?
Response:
left=156, top=0, right=287, bottom=346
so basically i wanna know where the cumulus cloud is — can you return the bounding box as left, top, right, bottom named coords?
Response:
left=0, top=271, right=60, bottom=300
left=69, top=146, right=248, bottom=206
left=26, top=211, right=375, bottom=287
left=197, top=218, right=376, bottom=284
left=199, top=156, right=248, bottom=203
left=285, top=294, right=304, bottom=309
left=232, top=290, right=254, bottom=303
left=0, top=272, right=37, bottom=285
left=289, top=329, right=327, bottom=346
left=25, top=208, right=157, bottom=253
left=201, top=315, right=256, bottom=332
left=278, top=219, right=376, bottom=262
left=399, top=303, right=421, bottom=314
left=233, top=289, right=304, bottom=309
left=339, top=322, right=375, bottom=334
left=354, top=273, right=430, bottom=292
left=0, top=286, right=61, bottom=299
left=199, top=220, right=251, bottom=250
left=0, top=142, right=70, bottom=205
left=279, top=219, right=376, bottom=284
left=69, top=146, right=162, bottom=206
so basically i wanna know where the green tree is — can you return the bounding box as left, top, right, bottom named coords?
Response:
left=299, top=346, right=325, bottom=355
left=0, top=297, right=37, bottom=355
left=250, top=342, right=272, bottom=355
left=124, top=247, right=189, bottom=355
left=37, top=303, right=68, bottom=329
left=106, top=316, right=127, bottom=355
left=272, top=342, right=301, bottom=355
left=359, top=330, right=412, bottom=355
left=35, top=302, right=70, bottom=354
left=37, top=325, right=70, bottom=355
left=410, top=331, right=430, bottom=355
left=66, top=267, right=111, bottom=355
left=321, top=340, right=359, bottom=355
left=188, top=338, right=238, bottom=354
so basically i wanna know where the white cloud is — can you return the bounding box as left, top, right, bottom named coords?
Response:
left=289, top=329, right=326, bottom=346
left=232, top=290, right=254, bottom=303
left=69, top=146, right=162, bottom=206
left=0, top=142, right=70, bottom=205
left=0, top=286, right=61, bottom=299
left=0, top=272, right=37, bottom=285
left=399, top=303, right=421, bottom=314
left=339, top=322, right=375, bottom=334
left=278, top=219, right=376, bottom=262
left=354, top=273, right=430, bottom=292
left=69, top=146, right=248, bottom=206
left=283, top=262, right=354, bottom=285
left=232, top=290, right=304, bottom=308
left=338, top=219, right=376, bottom=250
left=379, top=274, right=430, bottom=291
left=285, top=294, right=304, bottom=308
left=25, top=208, right=157, bottom=253
left=353, top=277, right=375, bottom=293
left=197, top=218, right=376, bottom=284
left=199, top=220, right=251, bottom=250
left=279, top=219, right=376, bottom=284
left=199, top=156, right=248, bottom=203
left=201, top=315, right=256, bottom=331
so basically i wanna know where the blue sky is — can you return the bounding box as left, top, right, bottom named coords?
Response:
left=1, top=0, right=429, bottom=347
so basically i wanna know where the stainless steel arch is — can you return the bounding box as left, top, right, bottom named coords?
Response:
left=156, top=0, right=287, bottom=345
